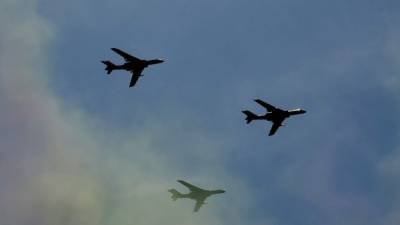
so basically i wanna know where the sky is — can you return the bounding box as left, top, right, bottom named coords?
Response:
left=0, top=0, right=400, bottom=225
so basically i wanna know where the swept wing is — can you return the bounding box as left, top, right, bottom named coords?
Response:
left=111, top=48, right=141, bottom=63
left=129, top=67, right=144, bottom=87
left=178, top=180, right=203, bottom=192
left=269, top=119, right=284, bottom=136
left=254, top=99, right=278, bottom=112
left=194, top=199, right=206, bottom=212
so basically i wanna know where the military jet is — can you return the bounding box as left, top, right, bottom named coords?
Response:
left=168, top=180, right=225, bottom=212
left=242, top=99, right=306, bottom=136
left=101, top=48, right=164, bottom=87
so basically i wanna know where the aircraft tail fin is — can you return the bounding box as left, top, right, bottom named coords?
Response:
left=101, top=60, right=116, bottom=74
left=168, top=189, right=183, bottom=201
left=242, top=110, right=258, bottom=124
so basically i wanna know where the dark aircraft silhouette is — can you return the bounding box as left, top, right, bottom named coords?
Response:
left=101, top=48, right=164, bottom=87
left=242, top=99, right=306, bottom=136
left=168, top=180, right=225, bottom=212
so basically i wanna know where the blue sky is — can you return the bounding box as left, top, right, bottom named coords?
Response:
left=1, top=0, right=400, bottom=225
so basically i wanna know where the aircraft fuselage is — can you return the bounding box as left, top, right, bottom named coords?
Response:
left=258, top=109, right=306, bottom=122
left=259, top=112, right=289, bottom=122
left=114, top=59, right=164, bottom=72
left=182, top=190, right=225, bottom=201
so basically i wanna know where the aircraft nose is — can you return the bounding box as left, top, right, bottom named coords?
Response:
left=148, top=59, right=165, bottom=65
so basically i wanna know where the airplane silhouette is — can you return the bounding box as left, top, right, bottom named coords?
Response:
left=168, top=180, right=225, bottom=212
left=242, top=99, right=306, bottom=136
left=101, top=48, right=164, bottom=87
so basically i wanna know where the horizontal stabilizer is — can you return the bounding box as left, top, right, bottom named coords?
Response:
left=168, top=189, right=183, bottom=201
left=101, top=60, right=116, bottom=74
left=242, top=110, right=258, bottom=124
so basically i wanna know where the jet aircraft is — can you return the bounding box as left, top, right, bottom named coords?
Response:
left=101, top=48, right=164, bottom=87
left=168, top=180, right=225, bottom=212
left=242, top=99, right=306, bottom=136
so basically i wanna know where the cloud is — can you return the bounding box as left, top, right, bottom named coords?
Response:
left=0, top=1, right=253, bottom=225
